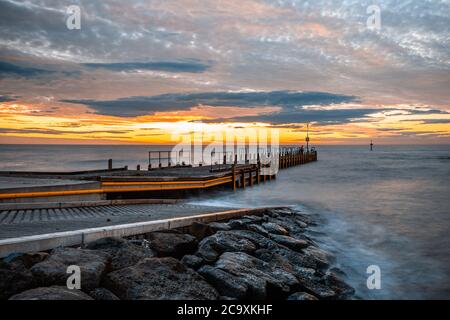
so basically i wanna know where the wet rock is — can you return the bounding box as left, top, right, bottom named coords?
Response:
left=189, top=222, right=214, bottom=240
left=267, top=216, right=304, bottom=234
left=261, top=222, right=289, bottom=235
left=202, top=252, right=298, bottom=300
left=322, top=272, right=355, bottom=299
left=208, top=222, right=231, bottom=232
left=303, top=246, right=334, bottom=270
left=0, top=261, right=35, bottom=299
left=3, top=252, right=49, bottom=269
left=294, top=213, right=316, bottom=226
left=30, top=247, right=109, bottom=292
left=268, top=245, right=320, bottom=270
left=147, top=231, right=198, bottom=258
left=287, top=292, right=318, bottom=300
left=9, top=286, right=93, bottom=300
left=219, top=296, right=238, bottom=300
left=198, top=265, right=247, bottom=299
left=227, top=218, right=252, bottom=230
left=86, top=237, right=154, bottom=271
left=89, top=287, right=120, bottom=300
left=227, top=230, right=278, bottom=249
left=181, top=254, right=204, bottom=269
left=103, top=257, right=219, bottom=300
left=247, top=224, right=270, bottom=237
left=296, top=273, right=336, bottom=299
left=242, top=215, right=265, bottom=223
left=195, top=231, right=257, bottom=263
left=268, top=234, right=309, bottom=251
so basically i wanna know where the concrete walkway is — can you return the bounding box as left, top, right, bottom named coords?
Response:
left=0, top=203, right=234, bottom=240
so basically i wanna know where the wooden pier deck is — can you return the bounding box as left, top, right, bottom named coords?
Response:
left=0, top=149, right=317, bottom=206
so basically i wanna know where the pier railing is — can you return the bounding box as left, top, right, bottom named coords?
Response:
left=148, top=147, right=317, bottom=170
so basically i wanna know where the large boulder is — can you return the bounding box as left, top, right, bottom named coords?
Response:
left=181, top=254, right=204, bottom=270
left=103, top=257, right=218, bottom=300
left=302, top=246, right=334, bottom=270
left=287, top=292, right=318, bottom=300
left=189, top=222, right=214, bottom=240
left=199, top=252, right=298, bottom=300
left=0, top=260, right=35, bottom=299
left=208, top=222, right=231, bottom=232
left=89, top=287, right=120, bottom=300
left=322, top=272, right=355, bottom=299
left=3, top=252, right=49, bottom=269
left=198, top=265, right=247, bottom=299
left=30, top=247, right=109, bottom=292
left=195, top=231, right=257, bottom=263
left=268, top=234, right=309, bottom=252
left=261, top=222, right=289, bottom=235
left=147, top=231, right=198, bottom=258
left=86, top=237, right=154, bottom=271
left=9, top=286, right=93, bottom=300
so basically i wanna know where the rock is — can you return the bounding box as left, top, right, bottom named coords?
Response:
left=247, top=224, right=270, bottom=237
left=3, top=252, right=49, bottom=269
left=9, top=286, right=93, bottom=300
left=0, top=262, right=35, bottom=299
left=189, top=222, right=214, bottom=240
left=89, top=287, right=120, bottom=300
left=202, top=252, right=298, bottom=300
left=147, top=231, right=198, bottom=258
left=322, top=272, right=355, bottom=299
left=302, top=246, right=334, bottom=270
left=103, top=257, right=219, bottom=300
left=195, top=231, right=257, bottom=263
left=219, top=296, right=238, bottom=300
left=181, top=255, right=204, bottom=269
left=227, top=218, right=252, bottom=230
left=268, top=245, right=321, bottom=270
left=287, top=292, right=318, bottom=300
left=227, top=230, right=277, bottom=249
left=208, top=222, right=231, bottom=232
left=30, top=247, right=109, bottom=292
left=261, top=222, right=289, bottom=235
left=296, top=273, right=336, bottom=299
left=268, top=234, right=309, bottom=251
left=242, top=215, right=265, bottom=223
left=268, top=208, right=293, bottom=216
left=86, top=237, right=154, bottom=271
left=198, top=265, right=247, bottom=299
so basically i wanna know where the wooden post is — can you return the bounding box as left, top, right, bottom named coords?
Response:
left=108, top=159, right=113, bottom=170
left=241, top=170, right=246, bottom=189
left=137, top=164, right=141, bottom=171
left=232, top=164, right=236, bottom=191
left=257, top=155, right=261, bottom=184
left=223, top=154, right=227, bottom=165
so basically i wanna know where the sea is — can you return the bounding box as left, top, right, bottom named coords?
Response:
left=0, top=144, right=449, bottom=299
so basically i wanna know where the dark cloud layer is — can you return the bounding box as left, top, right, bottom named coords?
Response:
left=0, top=94, right=17, bottom=102
left=0, top=61, right=55, bottom=78
left=83, top=60, right=212, bottom=73
left=62, top=91, right=357, bottom=117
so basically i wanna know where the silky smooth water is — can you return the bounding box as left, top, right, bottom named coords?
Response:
left=1, top=144, right=449, bottom=299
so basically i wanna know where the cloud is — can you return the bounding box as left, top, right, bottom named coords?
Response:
left=0, top=94, right=17, bottom=102
left=0, top=128, right=132, bottom=135
left=0, top=61, right=55, bottom=78
left=62, top=90, right=357, bottom=117
left=82, top=60, right=213, bottom=73
left=212, top=107, right=379, bottom=125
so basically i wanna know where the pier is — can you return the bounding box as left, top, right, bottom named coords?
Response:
left=0, top=148, right=317, bottom=206
left=0, top=148, right=317, bottom=256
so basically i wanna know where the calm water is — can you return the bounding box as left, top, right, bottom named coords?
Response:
left=1, top=144, right=449, bottom=299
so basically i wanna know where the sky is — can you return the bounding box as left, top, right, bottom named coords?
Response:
left=0, top=0, right=449, bottom=145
